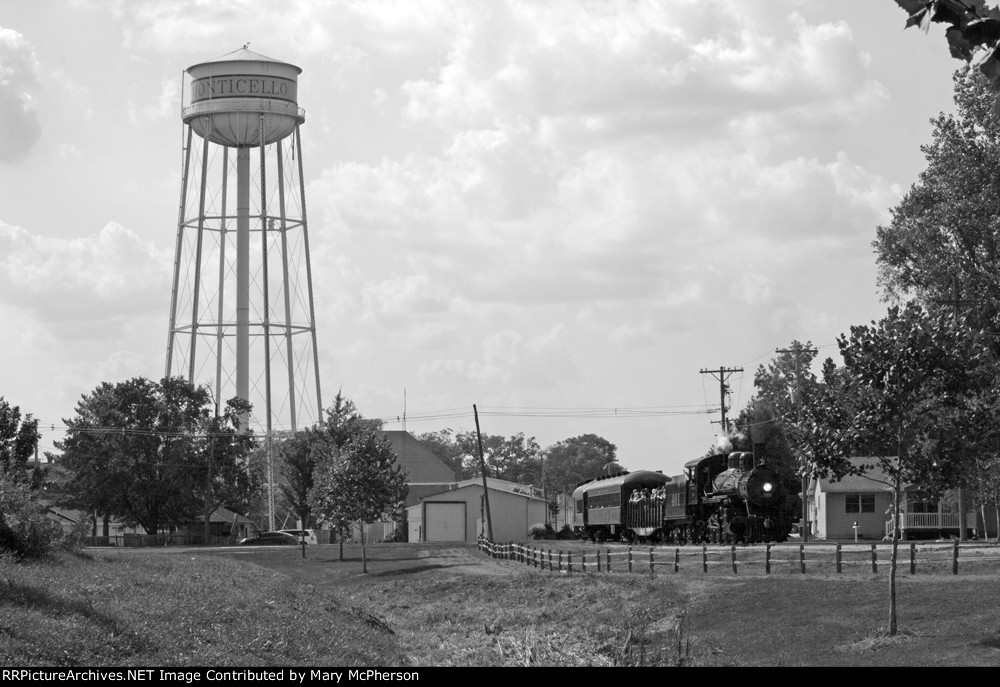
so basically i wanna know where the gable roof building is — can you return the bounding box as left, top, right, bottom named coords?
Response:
left=808, top=457, right=986, bottom=541
left=382, top=430, right=458, bottom=507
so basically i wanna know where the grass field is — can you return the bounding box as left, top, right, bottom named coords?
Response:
left=2, top=542, right=1000, bottom=667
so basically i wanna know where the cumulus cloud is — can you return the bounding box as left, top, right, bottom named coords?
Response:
left=0, top=221, right=170, bottom=336
left=300, top=1, right=894, bottom=321
left=0, top=27, right=41, bottom=162
left=127, top=77, right=179, bottom=124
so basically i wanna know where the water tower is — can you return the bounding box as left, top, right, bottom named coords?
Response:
left=165, top=47, right=323, bottom=527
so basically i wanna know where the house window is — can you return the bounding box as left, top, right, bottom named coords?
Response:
left=845, top=494, right=875, bottom=514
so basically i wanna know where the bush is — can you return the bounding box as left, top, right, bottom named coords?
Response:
left=557, top=524, right=576, bottom=540
left=528, top=522, right=555, bottom=540
left=0, top=475, right=64, bottom=558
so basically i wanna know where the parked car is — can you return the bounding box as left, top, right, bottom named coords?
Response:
left=278, top=529, right=318, bottom=545
left=238, top=531, right=298, bottom=546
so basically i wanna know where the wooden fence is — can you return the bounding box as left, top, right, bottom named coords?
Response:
left=477, top=539, right=1000, bottom=576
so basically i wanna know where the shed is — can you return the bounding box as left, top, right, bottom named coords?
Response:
left=406, top=477, right=546, bottom=543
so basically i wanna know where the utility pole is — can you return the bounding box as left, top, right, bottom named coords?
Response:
left=934, top=277, right=977, bottom=542
left=473, top=404, right=494, bottom=542
left=776, top=343, right=818, bottom=544
left=699, top=366, right=743, bottom=433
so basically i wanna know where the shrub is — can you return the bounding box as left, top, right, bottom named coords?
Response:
left=557, top=524, right=576, bottom=540
left=0, top=475, right=64, bottom=558
left=528, top=522, right=555, bottom=540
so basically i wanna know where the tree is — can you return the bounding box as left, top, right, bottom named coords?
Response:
left=542, top=434, right=618, bottom=493
left=309, top=425, right=408, bottom=573
left=895, top=1, right=1000, bottom=85
left=874, top=66, right=1000, bottom=336
left=0, top=397, right=40, bottom=480
left=275, top=426, right=328, bottom=529
left=801, top=302, right=994, bottom=636
left=455, top=431, right=542, bottom=485
left=319, top=390, right=381, bottom=451
left=0, top=397, right=60, bottom=557
left=732, top=343, right=822, bottom=504
left=56, top=377, right=258, bottom=536
left=199, top=397, right=260, bottom=536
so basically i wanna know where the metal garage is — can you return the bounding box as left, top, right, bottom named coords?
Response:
left=424, top=502, right=466, bottom=541
left=407, top=478, right=547, bottom=543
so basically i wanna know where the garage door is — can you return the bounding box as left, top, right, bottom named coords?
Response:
left=425, top=502, right=466, bottom=542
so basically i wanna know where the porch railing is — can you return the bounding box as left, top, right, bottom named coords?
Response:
left=884, top=512, right=978, bottom=538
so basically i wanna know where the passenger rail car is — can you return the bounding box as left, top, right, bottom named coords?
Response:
left=573, top=452, right=791, bottom=544
left=571, top=470, right=670, bottom=542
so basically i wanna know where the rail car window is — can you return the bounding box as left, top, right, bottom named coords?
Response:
left=588, top=492, right=621, bottom=509
left=845, top=494, right=875, bottom=514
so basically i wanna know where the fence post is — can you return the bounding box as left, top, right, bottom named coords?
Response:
left=674, top=547, right=680, bottom=574
left=597, top=549, right=601, bottom=573
left=548, top=548, right=552, bottom=571
left=606, top=549, right=611, bottom=573
left=731, top=545, right=737, bottom=574
left=870, top=543, right=877, bottom=574
left=765, top=544, right=771, bottom=575
left=558, top=551, right=563, bottom=572
left=649, top=547, right=654, bottom=576
left=836, top=543, right=842, bottom=574
left=799, top=544, right=806, bottom=574
left=952, top=540, right=959, bottom=575
left=702, top=545, right=708, bottom=574
left=568, top=551, right=573, bottom=573
left=909, top=542, right=915, bottom=575
left=582, top=550, right=586, bottom=572
left=628, top=546, right=633, bottom=573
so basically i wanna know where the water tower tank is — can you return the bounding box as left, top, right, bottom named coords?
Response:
left=182, top=47, right=304, bottom=148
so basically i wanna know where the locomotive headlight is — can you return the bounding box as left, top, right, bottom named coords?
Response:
left=762, top=482, right=773, bottom=493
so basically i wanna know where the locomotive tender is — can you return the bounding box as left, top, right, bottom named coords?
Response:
left=571, top=452, right=790, bottom=544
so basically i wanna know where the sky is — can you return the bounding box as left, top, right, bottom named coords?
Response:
left=0, top=0, right=970, bottom=477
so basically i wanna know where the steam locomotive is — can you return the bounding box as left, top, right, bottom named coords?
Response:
left=571, top=452, right=792, bottom=544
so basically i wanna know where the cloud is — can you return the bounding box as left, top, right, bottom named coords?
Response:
left=127, top=77, right=179, bottom=124
left=0, top=27, right=41, bottom=162
left=0, top=221, right=170, bottom=337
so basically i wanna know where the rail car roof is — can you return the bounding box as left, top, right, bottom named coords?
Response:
left=684, top=453, right=728, bottom=470
left=572, top=469, right=671, bottom=497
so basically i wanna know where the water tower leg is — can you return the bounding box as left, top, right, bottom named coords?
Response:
left=166, top=126, right=194, bottom=379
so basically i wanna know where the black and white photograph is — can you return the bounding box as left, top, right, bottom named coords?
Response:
left=2, top=0, right=1000, bottom=670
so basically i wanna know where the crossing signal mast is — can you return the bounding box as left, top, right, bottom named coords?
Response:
left=164, top=47, right=323, bottom=530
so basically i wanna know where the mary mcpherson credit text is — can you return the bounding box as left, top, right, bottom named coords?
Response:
left=2, top=670, right=420, bottom=682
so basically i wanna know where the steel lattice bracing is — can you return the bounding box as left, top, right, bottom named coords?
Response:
left=165, top=123, right=322, bottom=439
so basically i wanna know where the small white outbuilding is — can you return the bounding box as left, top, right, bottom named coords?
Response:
left=407, top=477, right=547, bottom=543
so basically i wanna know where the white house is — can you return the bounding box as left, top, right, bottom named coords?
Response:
left=809, top=457, right=988, bottom=541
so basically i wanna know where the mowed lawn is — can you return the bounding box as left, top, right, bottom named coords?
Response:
left=2, top=542, right=1000, bottom=667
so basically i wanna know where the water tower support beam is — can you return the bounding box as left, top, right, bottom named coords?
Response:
left=188, top=135, right=210, bottom=382
left=166, top=126, right=194, bottom=379
left=276, top=138, right=298, bottom=432
left=214, top=149, right=229, bottom=405
left=296, top=125, right=323, bottom=417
